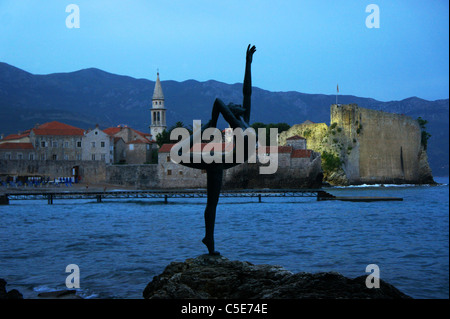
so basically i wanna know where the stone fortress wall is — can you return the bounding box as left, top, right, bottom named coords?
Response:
left=279, top=104, right=434, bottom=185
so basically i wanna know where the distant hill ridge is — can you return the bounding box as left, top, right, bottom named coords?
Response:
left=0, top=62, right=448, bottom=176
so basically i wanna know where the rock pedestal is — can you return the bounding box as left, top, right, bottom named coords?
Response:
left=143, top=255, right=411, bottom=299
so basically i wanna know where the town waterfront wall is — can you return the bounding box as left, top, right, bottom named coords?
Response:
left=1, top=152, right=323, bottom=189
left=105, top=164, right=159, bottom=188
left=0, top=160, right=106, bottom=184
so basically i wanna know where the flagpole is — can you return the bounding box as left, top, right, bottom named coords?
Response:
left=336, top=84, right=339, bottom=105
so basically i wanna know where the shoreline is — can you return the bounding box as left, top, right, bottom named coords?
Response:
left=1, top=178, right=448, bottom=196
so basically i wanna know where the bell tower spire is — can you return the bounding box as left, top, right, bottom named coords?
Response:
left=150, top=71, right=167, bottom=141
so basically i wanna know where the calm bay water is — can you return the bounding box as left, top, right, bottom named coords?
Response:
left=0, top=177, right=448, bottom=299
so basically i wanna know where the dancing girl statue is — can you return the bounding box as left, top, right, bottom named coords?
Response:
left=175, top=44, right=257, bottom=255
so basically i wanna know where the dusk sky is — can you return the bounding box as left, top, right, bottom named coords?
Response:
left=0, top=0, right=448, bottom=102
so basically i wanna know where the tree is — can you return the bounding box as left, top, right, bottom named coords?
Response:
left=321, top=151, right=342, bottom=174
left=156, top=122, right=191, bottom=147
left=250, top=122, right=291, bottom=143
left=417, top=117, right=431, bottom=150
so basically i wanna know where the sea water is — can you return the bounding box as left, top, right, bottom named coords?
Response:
left=0, top=177, right=448, bottom=299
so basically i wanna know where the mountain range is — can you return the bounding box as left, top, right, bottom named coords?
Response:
left=0, top=62, right=448, bottom=176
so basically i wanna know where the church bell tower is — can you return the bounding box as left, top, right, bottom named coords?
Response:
left=150, top=71, right=167, bottom=141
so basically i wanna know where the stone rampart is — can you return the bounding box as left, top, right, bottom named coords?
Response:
left=106, top=164, right=160, bottom=188
left=279, top=104, right=434, bottom=185
left=0, top=160, right=106, bottom=183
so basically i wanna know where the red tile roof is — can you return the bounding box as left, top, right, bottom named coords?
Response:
left=158, top=143, right=314, bottom=159
left=291, top=149, right=312, bottom=158
left=286, top=135, right=305, bottom=140
left=133, top=129, right=152, bottom=138
left=0, top=142, right=34, bottom=150
left=159, top=143, right=234, bottom=153
left=103, top=126, right=152, bottom=140
left=103, top=127, right=122, bottom=136
left=257, top=146, right=294, bottom=154
left=159, top=143, right=299, bottom=155
left=32, top=121, right=84, bottom=136
left=190, top=143, right=234, bottom=152
left=158, top=143, right=176, bottom=153
left=2, top=130, right=31, bottom=141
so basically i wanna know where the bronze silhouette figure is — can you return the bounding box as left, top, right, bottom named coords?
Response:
left=177, top=44, right=257, bottom=255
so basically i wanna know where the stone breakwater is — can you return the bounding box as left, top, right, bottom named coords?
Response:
left=143, top=255, right=412, bottom=299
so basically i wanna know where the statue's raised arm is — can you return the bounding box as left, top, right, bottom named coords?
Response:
left=243, top=44, right=256, bottom=124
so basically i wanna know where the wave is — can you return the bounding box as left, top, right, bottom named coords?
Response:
left=331, top=183, right=447, bottom=188
left=33, top=285, right=98, bottom=299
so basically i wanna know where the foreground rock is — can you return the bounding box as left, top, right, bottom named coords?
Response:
left=37, top=290, right=82, bottom=299
left=0, top=279, right=23, bottom=299
left=143, top=255, right=411, bottom=299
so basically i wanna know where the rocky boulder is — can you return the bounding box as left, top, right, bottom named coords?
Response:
left=0, top=279, right=23, bottom=299
left=143, top=255, right=411, bottom=299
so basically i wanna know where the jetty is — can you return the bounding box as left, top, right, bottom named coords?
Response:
left=0, top=189, right=402, bottom=205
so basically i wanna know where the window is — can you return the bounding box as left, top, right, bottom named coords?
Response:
left=41, top=141, right=46, bottom=147
left=167, top=169, right=172, bottom=176
left=35, top=141, right=39, bottom=148
left=91, top=142, right=96, bottom=148
left=52, top=154, right=57, bottom=160
left=129, top=144, right=134, bottom=151
left=179, top=171, right=183, bottom=175
left=95, top=131, right=98, bottom=135
left=5, top=153, right=11, bottom=160
left=64, top=142, right=69, bottom=148
left=40, top=154, right=46, bottom=160
left=101, top=154, right=106, bottom=160
left=52, top=141, right=58, bottom=148
left=17, top=153, right=23, bottom=160
left=91, top=154, right=95, bottom=161
left=166, top=155, right=170, bottom=162
left=101, top=141, right=105, bottom=147
left=77, top=141, right=82, bottom=148
left=29, top=153, right=35, bottom=160
left=64, top=155, right=69, bottom=160
left=76, top=154, right=81, bottom=160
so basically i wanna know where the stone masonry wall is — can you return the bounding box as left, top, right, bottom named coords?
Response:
left=0, top=160, right=106, bottom=184
left=279, top=104, right=434, bottom=185
left=106, top=164, right=159, bottom=188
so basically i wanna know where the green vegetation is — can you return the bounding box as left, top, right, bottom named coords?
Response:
left=251, top=122, right=291, bottom=142
left=321, top=151, right=342, bottom=174
left=417, top=117, right=431, bottom=150
left=150, top=149, right=159, bottom=164
left=330, top=122, right=337, bottom=129
left=337, top=127, right=342, bottom=133
left=303, top=128, right=312, bottom=138
left=156, top=121, right=192, bottom=147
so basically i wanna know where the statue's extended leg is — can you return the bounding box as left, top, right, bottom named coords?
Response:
left=202, top=165, right=223, bottom=255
